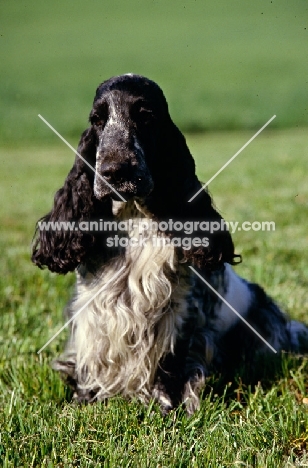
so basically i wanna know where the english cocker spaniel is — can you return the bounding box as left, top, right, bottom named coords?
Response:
left=32, top=74, right=308, bottom=414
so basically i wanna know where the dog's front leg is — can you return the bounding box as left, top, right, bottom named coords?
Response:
left=181, top=332, right=215, bottom=415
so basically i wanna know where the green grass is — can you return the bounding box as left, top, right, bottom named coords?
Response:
left=2, top=1, right=307, bottom=463
left=1, top=129, right=308, bottom=466
left=1, top=0, right=308, bottom=144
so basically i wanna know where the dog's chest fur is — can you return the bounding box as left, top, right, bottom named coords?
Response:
left=66, top=199, right=192, bottom=401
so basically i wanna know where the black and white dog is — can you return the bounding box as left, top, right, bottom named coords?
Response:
left=32, top=74, right=308, bottom=414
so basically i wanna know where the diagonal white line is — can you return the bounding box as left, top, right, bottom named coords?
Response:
left=38, top=114, right=127, bottom=203
left=37, top=266, right=126, bottom=354
left=189, top=266, right=277, bottom=353
left=188, top=115, right=276, bottom=202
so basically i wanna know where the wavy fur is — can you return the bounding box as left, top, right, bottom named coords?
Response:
left=33, top=74, right=308, bottom=414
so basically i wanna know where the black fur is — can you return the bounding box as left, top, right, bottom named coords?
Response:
left=32, top=75, right=308, bottom=414
left=32, top=74, right=236, bottom=273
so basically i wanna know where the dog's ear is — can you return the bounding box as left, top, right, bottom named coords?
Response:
left=179, top=186, right=239, bottom=270
left=145, top=121, right=239, bottom=270
left=32, top=127, right=108, bottom=274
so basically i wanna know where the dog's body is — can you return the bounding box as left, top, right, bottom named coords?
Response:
left=33, top=74, right=308, bottom=414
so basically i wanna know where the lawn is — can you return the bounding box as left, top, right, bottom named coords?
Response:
left=1, top=0, right=308, bottom=465
left=1, top=128, right=308, bottom=466
left=1, top=0, right=308, bottom=144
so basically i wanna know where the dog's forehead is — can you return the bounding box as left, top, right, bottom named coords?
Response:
left=107, top=90, right=144, bottom=106
left=94, top=91, right=146, bottom=123
left=96, top=88, right=154, bottom=108
left=94, top=90, right=161, bottom=125
left=94, top=76, right=165, bottom=106
left=92, top=75, right=170, bottom=122
left=107, top=92, right=135, bottom=124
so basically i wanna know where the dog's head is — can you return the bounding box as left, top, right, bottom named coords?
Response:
left=32, top=74, right=238, bottom=273
left=89, top=74, right=170, bottom=201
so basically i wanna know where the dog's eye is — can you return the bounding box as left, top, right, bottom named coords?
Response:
left=131, top=99, right=153, bottom=123
left=132, top=104, right=153, bottom=124
left=139, top=108, right=152, bottom=117
left=90, top=103, right=108, bottom=128
left=91, top=113, right=106, bottom=128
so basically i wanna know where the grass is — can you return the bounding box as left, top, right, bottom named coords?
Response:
left=2, top=1, right=307, bottom=463
left=1, top=128, right=308, bottom=466
left=1, top=0, right=308, bottom=144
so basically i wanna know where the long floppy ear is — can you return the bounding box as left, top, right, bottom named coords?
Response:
left=145, top=121, right=239, bottom=270
left=32, top=127, right=105, bottom=274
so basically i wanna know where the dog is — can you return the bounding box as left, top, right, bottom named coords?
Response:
left=32, top=74, right=308, bottom=414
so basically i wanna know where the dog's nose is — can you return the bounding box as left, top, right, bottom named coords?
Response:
left=101, top=162, right=130, bottom=184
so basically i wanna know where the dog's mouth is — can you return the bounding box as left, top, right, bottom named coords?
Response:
left=94, top=177, right=154, bottom=202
